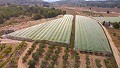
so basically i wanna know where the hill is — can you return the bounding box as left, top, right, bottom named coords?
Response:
left=55, top=0, right=120, bottom=8
left=0, top=0, right=50, bottom=6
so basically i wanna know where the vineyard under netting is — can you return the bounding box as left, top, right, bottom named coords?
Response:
left=75, top=15, right=111, bottom=53
left=93, top=17, right=120, bottom=23
left=6, top=15, right=73, bottom=45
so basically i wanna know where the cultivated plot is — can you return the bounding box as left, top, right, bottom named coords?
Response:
left=75, top=15, right=111, bottom=53
left=6, top=15, right=73, bottom=45
left=93, top=17, right=120, bottom=23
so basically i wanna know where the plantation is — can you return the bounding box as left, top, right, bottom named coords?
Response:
left=22, top=42, right=111, bottom=68
left=75, top=15, right=111, bottom=53
left=0, top=41, right=27, bottom=68
left=6, top=15, right=73, bottom=45
left=93, top=17, right=120, bottom=23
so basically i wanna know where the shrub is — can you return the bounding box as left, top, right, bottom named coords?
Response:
left=86, top=55, right=90, bottom=68
left=28, top=60, right=36, bottom=68
left=52, top=54, right=58, bottom=62
left=95, top=59, right=102, bottom=68
left=32, top=14, right=42, bottom=20
left=62, top=53, right=69, bottom=61
left=113, top=22, right=120, bottom=29
left=40, top=60, right=48, bottom=68
left=0, top=18, right=4, bottom=24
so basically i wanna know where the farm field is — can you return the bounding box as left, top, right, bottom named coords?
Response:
left=75, top=15, right=111, bottom=54
left=1, top=14, right=119, bottom=68
left=6, top=15, right=73, bottom=45
left=93, top=17, right=120, bottom=23
left=21, top=42, right=116, bottom=68
left=0, top=41, right=27, bottom=68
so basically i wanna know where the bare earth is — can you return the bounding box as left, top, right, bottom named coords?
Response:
left=58, top=6, right=120, bottom=16
left=0, top=15, right=63, bottom=31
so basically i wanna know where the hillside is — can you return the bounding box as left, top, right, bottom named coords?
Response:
left=55, top=0, right=120, bottom=8
left=0, top=0, right=49, bottom=5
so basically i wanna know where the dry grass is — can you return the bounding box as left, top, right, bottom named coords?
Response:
left=107, top=28, right=120, bottom=52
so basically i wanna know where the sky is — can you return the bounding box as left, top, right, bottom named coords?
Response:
left=43, top=0, right=60, bottom=2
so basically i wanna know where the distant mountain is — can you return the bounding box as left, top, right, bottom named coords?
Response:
left=55, top=0, right=120, bottom=4
left=55, top=0, right=120, bottom=8
left=0, top=0, right=50, bottom=6
left=59, top=0, right=119, bottom=2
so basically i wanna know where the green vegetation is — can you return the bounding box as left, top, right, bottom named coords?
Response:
left=81, top=11, right=103, bottom=16
left=0, top=44, right=6, bottom=51
left=86, top=55, right=90, bottom=68
left=75, top=15, right=111, bottom=53
left=40, top=60, right=48, bottom=68
left=28, top=60, right=36, bottom=68
left=93, top=17, right=120, bottom=23
left=62, top=47, right=69, bottom=68
left=28, top=43, right=46, bottom=68
left=74, top=51, right=80, bottom=68
left=7, top=15, right=73, bottom=45
left=0, top=5, right=66, bottom=24
left=32, top=14, right=42, bottom=20
left=113, top=22, right=120, bottom=29
left=4, top=46, right=12, bottom=54
left=0, top=41, right=27, bottom=68
left=95, top=59, right=102, bottom=68
left=104, top=57, right=117, bottom=68
left=22, top=42, right=37, bottom=63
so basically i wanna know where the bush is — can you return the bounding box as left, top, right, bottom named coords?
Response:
left=48, top=45, right=55, bottom=49
left=55, top=50, right=60, bottom=54
left=75, top=55, right=80, bottom=60
left=22, top=56, right=28, bottom=62
left=104, top=58, right=117, bottom=68
left=52, top=54, right=58, bottom=62
left=86, top=55, right=90, bottom=68
left=0, top=18, right=4, bottom=24
left=32, top=14, right=42, bottom=20
left=4, top=46, right=12, bottom=54
left=27, top=48, right=34, bottom=55
left=0, top=44, right=6, bottom=51
left=62, top=53, right=69, bottom=61
left=95, top=59, right=102, bottom=68
left=74, top=62, right=80, bottom=68
left=113, top=22, right=120, bottom=29
left=28, top=60, right=36, bottom=68
left=40, top=60, right=48, bottom=68
left=32, top=52, right=39, bottom=61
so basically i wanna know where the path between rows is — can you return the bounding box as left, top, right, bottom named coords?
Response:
left=18, top=42, right=32, bottom=68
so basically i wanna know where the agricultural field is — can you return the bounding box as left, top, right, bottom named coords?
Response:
left=1, top=14, right=119, bottom=68
left=75, top=15, right=111, bottom=54
left=6, top=15, right=73, bottom=45
left=21, top=42, right=116, bottom=68
left=0, top=41, right=27, bottom=68
left=93, top=17, right=120, bottom=23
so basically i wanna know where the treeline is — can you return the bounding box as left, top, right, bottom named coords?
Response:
left=69, top=1, right=120, bottom=8
left=0, top=5, right=66, bottom=24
